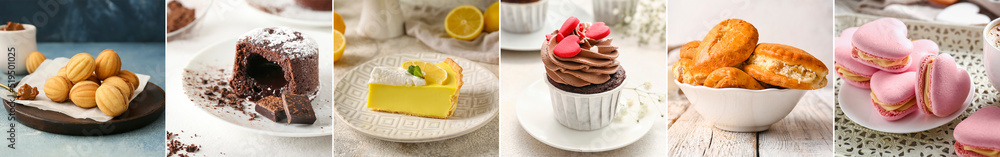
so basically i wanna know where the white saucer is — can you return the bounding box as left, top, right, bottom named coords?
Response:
left=838, top=72, right=974, bottom=133
left=334, top=53, right=499, bottom=143
left=499, top=0, right=593, bottom=51
left=182, top=30, right=333, bottom=137
left=516, top=79, right=655, bottom=152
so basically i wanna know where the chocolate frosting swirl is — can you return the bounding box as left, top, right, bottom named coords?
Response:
left=541, top=23, right=620, bottom=87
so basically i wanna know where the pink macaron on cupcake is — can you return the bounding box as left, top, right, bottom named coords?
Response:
left=954, top=106, right=1000, bottom=157
left=916, top=54, right=972, bottom=117
left=903, top=39, right=940, bottom=72
left=869, top=71, right=919, bottom=121
left=835, top=27, right=878, bottom=88
left=852, top=18, right=915, bottom=73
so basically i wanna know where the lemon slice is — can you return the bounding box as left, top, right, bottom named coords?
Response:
left=445, top=5, right=483, bottom=41
left=484, top=2, right=500, bottom=33
left=334, top=11, right=346, bottom=33
left=401, top=60, right=447, bottom=85
left=334, top=30, right=345, bottom=62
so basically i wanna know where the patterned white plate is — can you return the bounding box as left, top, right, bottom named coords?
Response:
left=334, top=53, right=499, bottom=143
left=839, top=72, right=974, bottom=133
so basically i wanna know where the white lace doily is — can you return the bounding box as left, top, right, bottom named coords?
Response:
left=835, top=14, right=994, bottom=156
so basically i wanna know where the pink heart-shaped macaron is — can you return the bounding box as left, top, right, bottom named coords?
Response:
left=559, top=16, right=580, bottom=36
left=553, top=35, right=581, bottom=58
left=870, top=71, right=919, bottom=121
left=852, top=18, right=914, bottom=72
left=903, top=39, right=940, bottom=72
left=586, top=22, right=610, bottom=40
left=916, top=53, right=971, bottom=117
left=835, top=27, right=878, bottom=89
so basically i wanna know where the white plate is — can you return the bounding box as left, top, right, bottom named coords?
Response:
left=334, top=53, right=499, bottom=143
left=838, top=72, right=974, bottom=133
left=183, top=30, right=333, bottom=137
left=245, top=0, right=332, bottom=27
left=499, top=0, right=593, bottom=51
left=516, top=79, right=655, bottom=152
left=166, top=0, right=214, bottom=38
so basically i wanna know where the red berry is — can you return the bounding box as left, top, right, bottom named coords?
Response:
left=586, top=22, right=610, bottom=40
left=553, top=35, right=581, bottom=58
left=559, top=16, right=579, bottom=36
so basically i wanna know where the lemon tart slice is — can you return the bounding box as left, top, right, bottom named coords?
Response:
left=366, top=58, right=464, bottom=119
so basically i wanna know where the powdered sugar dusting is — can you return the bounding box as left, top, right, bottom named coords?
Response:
left=239, top=27, right=318, bottom=59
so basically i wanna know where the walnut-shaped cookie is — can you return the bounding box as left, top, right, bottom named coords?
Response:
left=69, top=81, right=100, bottom=108
left=94, top=49, right=121, bottom=80
left=44, top=76, right=73, bottom=102
left=26, top=51, right=45, bottom=74
left=95, top=84, right=128, bottom=117
left=102, top=76, right=134, bottom=99
left=65, top=53, right=96, bottom=83
left=117, top=70, right=140, bottom=90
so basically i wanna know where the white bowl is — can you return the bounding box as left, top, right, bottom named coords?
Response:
left=982, top=18, right=1000, bottom=91
left=675, top=80, right=806, bottom=132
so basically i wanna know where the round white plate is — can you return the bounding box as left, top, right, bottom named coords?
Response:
left=167, top=0, right=214, bottom=38
left=516, top=79, right=655, bottom=152
left=500, top=0, right=594, bottom=51
left=334, top=53, right=499, bottom=143
left=244, top=0, right=333, bottom=27
left=183, top=30, right=333, bottom=137
left=838, top=72, right=974, bottom=133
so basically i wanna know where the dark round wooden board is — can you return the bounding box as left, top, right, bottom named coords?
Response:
left=3, top=82, right=165, bottom=136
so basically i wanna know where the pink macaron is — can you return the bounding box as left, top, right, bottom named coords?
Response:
left=835, top=27, right=878, bottom=88
left=869, top=71, right=919, bottom=121
left=852, top=18, right=914, bottom=72
left=903, top=39, right=940, bottom=72
left=915, top=54, right=971, bottom=117
left=954, top=106, right=1000, bottom=157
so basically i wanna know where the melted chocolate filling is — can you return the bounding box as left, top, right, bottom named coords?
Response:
left=244, top=53, right=287, bottom=101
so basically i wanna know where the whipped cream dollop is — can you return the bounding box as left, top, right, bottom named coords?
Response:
left=368, top=67, right=425, bottom=86
left=541, top=23, right=620, bottom=87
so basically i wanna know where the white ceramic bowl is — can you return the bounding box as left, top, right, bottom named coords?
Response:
left=675, top=80, right=806, bottom=132
left=982, top=18, right=1000, bottom=91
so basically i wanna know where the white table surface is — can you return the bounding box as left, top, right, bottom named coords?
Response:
left=165, top=0, right=331, bottom=156
left=499, top=1, right=668, bottom=156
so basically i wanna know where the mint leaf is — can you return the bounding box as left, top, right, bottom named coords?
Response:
left=407, top=65, right=424, bottom=78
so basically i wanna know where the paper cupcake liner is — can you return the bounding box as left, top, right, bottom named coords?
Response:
left=592, top=0, right=636, bottom=25
left=500, top=0, right=548, bottom=33
left=547, top=79, right=623, bottom=130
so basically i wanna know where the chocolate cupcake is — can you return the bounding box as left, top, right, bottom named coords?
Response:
left=540, top=17, right=625, bottom=130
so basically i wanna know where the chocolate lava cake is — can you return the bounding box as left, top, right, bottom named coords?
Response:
left=230, top=27, right=319, bottom=101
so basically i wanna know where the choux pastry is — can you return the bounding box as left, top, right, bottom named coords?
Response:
left=692, top=19, right=758, bottom=72
left=743, top=43, right=829, bottom=90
